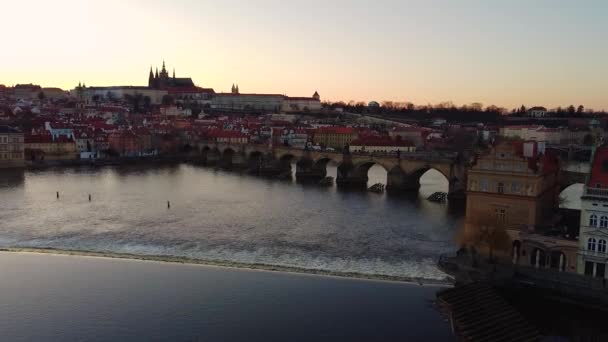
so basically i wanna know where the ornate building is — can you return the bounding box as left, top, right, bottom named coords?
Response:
left=211, top=84, right=322, bottom=113
left=465, top=140, right=579, bottom=272
left=577, top=146, right=608, bottom=278
left=148, top=61, right=195, bottom=90
left=0, top=126, right=24, bottom=168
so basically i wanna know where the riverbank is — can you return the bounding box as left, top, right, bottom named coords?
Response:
left=25, top=155, right=197, bottom=169
left=0, top=247, right=453, bottom=286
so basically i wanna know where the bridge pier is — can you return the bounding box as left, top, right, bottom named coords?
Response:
left=231, top=152, right=248, bottom=169
left=205, top=149, right=221, bottom=166
left=336, top=162, right=368, bottom=189
left=295, top=158, right=327, bottom=181
left=249, top=153, right=288, bottom=177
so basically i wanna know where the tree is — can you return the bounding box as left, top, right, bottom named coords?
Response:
left=567, top=105, right=576, bottom=115
left=460, top=213, right=511, bottom=263
left=583, top=133, right=594, bottom=146
left=37, top=91, right=45, bottom=102
left=106, top=91, right=115, bottom=103
left=577, top=105, right=585, bottom=114
left=143, top=96, right=152, bottom=112
left=162, top=95, right=174, bottom=106
left=92, top=94, right=101, bottom=106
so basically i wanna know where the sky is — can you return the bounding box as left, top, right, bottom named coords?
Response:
left=1, top=0, right=607, bottom=109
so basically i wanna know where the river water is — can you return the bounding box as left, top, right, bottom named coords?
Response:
left=0, top=163, right=462, bottom=281
left=0, top=252, right=454, bottom=341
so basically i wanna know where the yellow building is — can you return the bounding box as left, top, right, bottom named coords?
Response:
left=313, top=127, right=356, bottom=150
left=0, top=126, right=25, bottom=168
left=25, top=135, right=78, bottom=161
left=466, top=141, right=559, bottom=232
left=464, top=141, right=577, bottom=272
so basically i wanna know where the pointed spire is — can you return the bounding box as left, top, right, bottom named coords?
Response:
left=173, top=68, right=176, bottom=79
left=155, top=67, right=159, bottom=78
left=162, top=60, right=167, bottom=73
left=149, top=66, right=155, bottom=87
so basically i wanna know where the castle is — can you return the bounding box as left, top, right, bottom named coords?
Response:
left=148, top=61, right=195, bottom=90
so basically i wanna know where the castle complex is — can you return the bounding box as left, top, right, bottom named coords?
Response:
left=147, top=61, right=195, bottom=90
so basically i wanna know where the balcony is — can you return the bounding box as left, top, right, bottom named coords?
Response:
left=584, top=186, right=608, bottom=199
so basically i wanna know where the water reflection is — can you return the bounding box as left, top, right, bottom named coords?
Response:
left=0, top=169, right=25, bottom=188
left=0, top=164, right=462, bottom=280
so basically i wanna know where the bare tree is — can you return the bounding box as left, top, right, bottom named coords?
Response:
left=460, top=213, right=511, bottom=263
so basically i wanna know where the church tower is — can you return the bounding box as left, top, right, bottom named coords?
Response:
left=312, top=91, right=320, bottom=101
left=148, top=67, right=154, bottom=88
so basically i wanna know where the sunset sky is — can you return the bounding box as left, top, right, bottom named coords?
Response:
left=2, top=0, right=607, bottom=109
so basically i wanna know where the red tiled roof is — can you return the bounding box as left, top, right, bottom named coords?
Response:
left=589, top=146, right=608, bottom=187
left=207, top=129, right=248, bottom=139
left=315, top=127, right=355, bottom=134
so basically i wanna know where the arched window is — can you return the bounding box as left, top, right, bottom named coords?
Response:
left=588, top=238, right=597, bottom=251
left=601, top=216, right=608, bottom=228
left=590, top=214, right=598, bottom=227
left=599, top=240, right=607, bottom=253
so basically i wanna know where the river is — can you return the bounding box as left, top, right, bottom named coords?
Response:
left=0, top=163, right=463, bottom=281
left=0, top=252, right=454, bottom=341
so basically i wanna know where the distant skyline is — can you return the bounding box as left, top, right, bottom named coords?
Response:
left=2, top=0, right=607, bottom=109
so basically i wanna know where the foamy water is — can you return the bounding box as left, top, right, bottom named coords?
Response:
left=0, top=164, right=462, bottom=281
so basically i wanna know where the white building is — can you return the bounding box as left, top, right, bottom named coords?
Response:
left=211, top=86, right=321, bottom=113
left=349, top=136, right=416, bottom=154
left=578, top=147, right=608, bottom=279
left=528, top=106, right=548, bottom=118
left=499, top=125, right=563, bottom=144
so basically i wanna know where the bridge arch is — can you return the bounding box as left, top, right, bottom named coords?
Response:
left=220, top=148, right=236, bottom=168
left=313, top=157, right=335, bottom=171
left=384, top=165, right=452, bottom=193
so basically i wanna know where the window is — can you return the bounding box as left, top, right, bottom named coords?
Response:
left=588, top=238, right=597, bottom=251
left=497, top=183, right=504, bottom=194
left=511, top=182, right=520, bottom=194
left=480, top=180, right=488, bottom=192
left=599, top=240, right=607, bottom=253
left=495, top=208, right=506, bottom=223
left=601, top=216, right=608, bottom=228
left=590, top=214, right=598, bottom=227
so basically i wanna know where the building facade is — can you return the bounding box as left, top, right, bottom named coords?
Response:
left=0, top=126, right=24, bottom=168
left=577, top=146, right=608, bottom=279
left=465, top=141, right=578, bottom=272
left=211, top=86, right=321, bottom=113
left=528, top=106, right=548, bottom=118
left=350, top=136, right=416, bottom=154
left=24, top=135, right=78, bottom=161
left=313, top=127, right=356, bottom=150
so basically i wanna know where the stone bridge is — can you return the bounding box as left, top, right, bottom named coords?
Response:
left=197, top=142, right=468, bottom=198
left=197, top=142, right=593, bottom=199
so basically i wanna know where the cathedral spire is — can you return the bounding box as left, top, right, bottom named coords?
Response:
left=148, top=66, right=154, bottom=87
left=162, top=60, right=167, bottom=73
